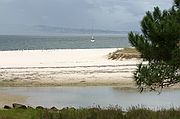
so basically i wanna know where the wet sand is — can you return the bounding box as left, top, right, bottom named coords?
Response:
left=0, top=92, right=26, bottom=108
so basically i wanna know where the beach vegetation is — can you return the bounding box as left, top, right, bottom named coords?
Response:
left=108, top=48, right=140, bottom=60
left=0, top=106, right=180, bottom=119
left=128, top=0, right=180, bottom=91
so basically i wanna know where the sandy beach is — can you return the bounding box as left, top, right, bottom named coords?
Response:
left=0, top=48, right=141, bottom=87
left=0, top=48, right=179, bottom=108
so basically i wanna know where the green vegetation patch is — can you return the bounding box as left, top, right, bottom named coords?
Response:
left=0, top=107, right=180, bottom=119
left=108, top=48, right=140, bottom=60
left=0, top=109, right=42, bottom=119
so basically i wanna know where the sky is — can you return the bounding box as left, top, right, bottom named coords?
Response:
left=0, top=0, right=173, bottom=31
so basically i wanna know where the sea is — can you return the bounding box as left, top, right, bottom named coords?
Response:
left=0, top=34, right=130, bottom=51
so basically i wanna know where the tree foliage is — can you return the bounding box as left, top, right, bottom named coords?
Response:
left=128, top=0, right=180, bottom=91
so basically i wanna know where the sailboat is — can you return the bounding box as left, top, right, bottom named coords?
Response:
left=90, top=26, right=95, bottom=42
left=91, top=35, right=95, bottom=42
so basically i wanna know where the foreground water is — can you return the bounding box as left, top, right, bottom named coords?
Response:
left=0, top=87, right=180, bottom=110
left=0, top=34, right=129, bottom=51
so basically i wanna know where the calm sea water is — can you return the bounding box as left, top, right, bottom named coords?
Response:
left=0, top=34, right=130, bottom=51
left=1, top=87, right=180, bottom=110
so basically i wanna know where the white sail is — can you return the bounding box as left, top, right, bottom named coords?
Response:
left=90, top=25, right=95, bottom=42
left=91, top=35, right=95, bottom=42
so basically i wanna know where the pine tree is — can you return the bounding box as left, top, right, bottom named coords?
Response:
left=128, top=0, right=180, bottom=91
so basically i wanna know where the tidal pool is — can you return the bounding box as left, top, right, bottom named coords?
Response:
left=0, top=87, right=180, bottom=110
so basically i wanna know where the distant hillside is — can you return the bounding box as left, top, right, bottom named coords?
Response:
left=0, top=24, right=139, bottom=35
left=34, top=25, right=128, bottom=34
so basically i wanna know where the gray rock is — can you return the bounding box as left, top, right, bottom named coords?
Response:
left=36, top=106, right=44, bottom=110
left=50, top=106, right=58, bottom=111
left=27, top=106, right=34, bottom=109
left=12, top=103, right=27, bottom=109
left=4, top=105, right=12, bottom=109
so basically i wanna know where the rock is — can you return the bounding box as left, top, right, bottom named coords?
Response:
left=36, top=106, right=44, bottom=110
left=4, top=105, right=12, bottom=109
left=27, top=106, right=34, bottom=109
left=61, top=107, right=76, bottom=111
left=69, top=107, right=76, bottom=111
left=12, top=103, right=27, bottom=109
left=50, top=106, right=58, bottom=111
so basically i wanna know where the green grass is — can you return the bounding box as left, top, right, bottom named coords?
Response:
left=0, top=109, right=42, bottom=119
left=0, top=107, right=180, bottom=119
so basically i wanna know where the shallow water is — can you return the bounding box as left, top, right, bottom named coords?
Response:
left=0, top=87, right=180, bottom=109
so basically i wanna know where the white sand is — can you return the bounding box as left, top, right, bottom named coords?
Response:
left=0, top=49, right=141, bottom=87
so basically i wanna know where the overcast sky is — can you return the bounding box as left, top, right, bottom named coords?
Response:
left=0, top=0, right=172, bottom=31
